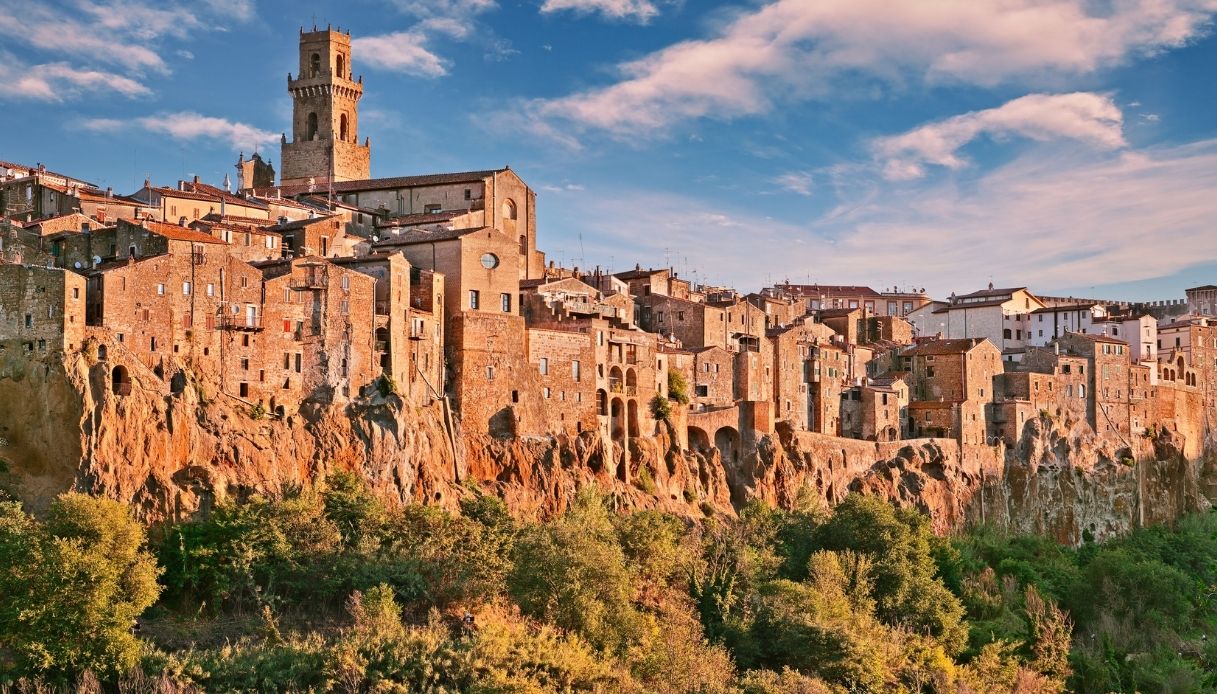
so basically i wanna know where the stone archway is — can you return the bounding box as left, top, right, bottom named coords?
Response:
left=714, top=426, right=739, bottom=464
left=688, top=426, right=710, bottom=451
left=627, top=399, right=640, bottom=438
left=111, top=365, right=131, bottom=396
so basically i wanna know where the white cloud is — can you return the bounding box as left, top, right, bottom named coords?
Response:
left=873, top=92, right=1126, bottom=180
left=352, top=31, right=450, bottom=77
left=560, top=139, right=1217, bottom=297
left=540, top=0, right=660, bottom=22
left=524, top=0, right=1217, bottom=137
left=773, top=171, right=814, bottom=196
left=83, top=112, right=278, bottom=150
left=540, top=183, right=586, bottom=193
left=354, top=0, right=502, bottom=76
left=0, top=58, right=151, bottom=101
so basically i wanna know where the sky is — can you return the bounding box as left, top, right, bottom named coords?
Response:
left=2, top=0, right=1217, bottom=301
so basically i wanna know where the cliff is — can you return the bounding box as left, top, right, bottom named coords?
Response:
left=0, top=342, right=1212, bottom=543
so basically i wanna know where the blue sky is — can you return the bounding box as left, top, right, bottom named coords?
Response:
left=3, top=0, right=1217, bottom=300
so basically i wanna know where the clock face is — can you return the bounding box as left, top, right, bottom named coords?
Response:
left=480, top=253, right=499, bottom=269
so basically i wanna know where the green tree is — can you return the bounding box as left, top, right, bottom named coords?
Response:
left=0, top=494, right=161, bottom=680
left=508, top=489, right=646, bottom=654
left=814, top=494, right=968, bottom=653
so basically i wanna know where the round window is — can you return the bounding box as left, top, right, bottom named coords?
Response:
left=480, top=253, right=499, bottom=269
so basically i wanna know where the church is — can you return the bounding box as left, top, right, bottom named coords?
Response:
left=236, top=26, right=545, bottom=282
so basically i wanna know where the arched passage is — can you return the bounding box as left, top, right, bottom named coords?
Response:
left=375, top=326, right=390, bottom=371
left=625, top=367, right=637, bottom=396
left=609, top=365, right=623, bottom=394
left=111, top=365, right=131, bottom=396
left=306, top=112, right=318, bottom=141
left=610, top=397, right=626, bottom=443
left=627, top=399, right=640, bottom=438
left=596, top=388, right=608, bottom=416
left=715, top=426, right=739, bottom=464
left=688, top=426, right=710, bottom=451
left=310, top=52, right=321, bottom=76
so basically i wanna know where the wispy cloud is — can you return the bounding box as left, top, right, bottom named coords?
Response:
left=540, top=0, right=660, bottom=22
left=563, top=139, right=1217, bottom=297
left=873, top=92, right=1126, bottom=180
left=0, top=57, right=151, bottom=101
left=352, top=31, right=450, bottom=77
left=773, top=171, right=814, bottom=196
left=0, top=0, right=255, bottom=101
left=355, top=0, right=503, bottom=76
left=540, top=183, right=586, bottom=193
left=521, top=0, right=1217, bottom=139
left=83, top=112, right=278, bottom=150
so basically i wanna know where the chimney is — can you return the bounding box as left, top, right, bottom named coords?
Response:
left=192, top=174, right=200, bottom=185
left=143, top=177, right=150, bottom=189
left=105, top=186, right=112, bottom=198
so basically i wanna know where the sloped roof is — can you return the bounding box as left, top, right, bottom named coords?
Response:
left=141, top=220, right=227, bottom=245
left=905, top=338, right=988, bottom=355
left=273, top=169, right=507, bottom=197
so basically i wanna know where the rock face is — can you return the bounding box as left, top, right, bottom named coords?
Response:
left=0, top=345, right=1212, bottom=543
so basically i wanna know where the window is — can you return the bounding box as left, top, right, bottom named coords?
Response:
left=502, top=199, right=517, bottom=220
left=572, top=360, right=581, bottom=381
left=469, top=290, right=480, bottom=309
left=927, top=367, right=935, bottom=377
left=540, top=357, right=549, bottom=375
left=341, top=275, right=350, bottom=290
left=182, top=281, right=191, bottom=295
left=501, top=293, right=512, bottom=313
left=424, top=203, right=442, bottom=214
left=294, top=354, right=302, bottom=373
left=306, top=112, right=318, bottom=140
left=480, top=253, right=499, bottom=269
left=309, top=52, right=321, bottom=76
left=150, top=336, right=157, bottom=352
left=486, top=365, right=495, bottom=380
left=696, top=384, right=709, bottom=397
left=543, top=387, right=551, bottom=399
left=207, top=284, right=214, bottom=297
left=23, top=314, right=31, bottom=328
left=339, top=113, right=349, bottom=141
left=1003, top=328, right=1012, bottom=339
left=241, top=358, right=250, bottom=371
left=157, top=283, right=165, bottom=295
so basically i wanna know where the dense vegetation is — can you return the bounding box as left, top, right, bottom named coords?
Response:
left=3, top=476, right=1217, bottom=692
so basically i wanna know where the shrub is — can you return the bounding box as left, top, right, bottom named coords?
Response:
left=0, top=495, right=162, bottom=681
left=667, top=369, right=691, bottom=405
left=650, top=393, right=673, bottom=421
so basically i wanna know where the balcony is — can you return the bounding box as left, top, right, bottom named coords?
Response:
left=289, top=277, right=325, bottom=291
left=219, top=316, right=263, bottom=332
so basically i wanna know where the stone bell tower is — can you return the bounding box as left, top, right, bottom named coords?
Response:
left=280, top=26, right=371, bottom=187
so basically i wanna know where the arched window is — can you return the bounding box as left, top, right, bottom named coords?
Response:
left=501, top=199, right=517, bottom=220
left=519, top=234, right=526, bottom=255
left=339, top=113, right=348, bottom=141
left=111, top=365, right=131, bottom=396
left=306, top=112, right=318, bottom=141
left=336, top=54, right=345, bottom=78
left=310, top=52, right=321, bottom=77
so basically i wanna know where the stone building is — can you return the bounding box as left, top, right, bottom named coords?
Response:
left=1055, top=332, right=1135, bottom=439
left=1186, top=285, right=1217, bottom=317
left=807, top=341, right=847, bottom=435
left=936, top=286, right=1045, bottom=353
left=690, top=346, right=735, bottom=409
left=1027, top=303, right=1106, bottom=346
left=280, top=28, right=371, bottom=186
left=0, top=265, right=86, bottom=355
left=904, top=338, right=1002, bottom=444
left=841, top=377, right=909, bottom=442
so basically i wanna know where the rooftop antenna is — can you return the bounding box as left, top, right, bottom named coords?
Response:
left=578, top=233, right=586, bottom=269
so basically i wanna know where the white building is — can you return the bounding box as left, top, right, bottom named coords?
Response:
left=1027, top=303, right=1106, bottom=347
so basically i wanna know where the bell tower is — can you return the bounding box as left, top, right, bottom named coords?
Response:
left=280, top=27, right=371, bottom=186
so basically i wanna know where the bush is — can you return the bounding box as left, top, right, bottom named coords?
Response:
left=0, top=495, right=162, bottom=681
left=650, top=393, right=673, bottom=421
left=667, top=369, right=691, bottom=405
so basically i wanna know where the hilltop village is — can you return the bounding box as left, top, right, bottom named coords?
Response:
left=2, top=28, right=1216, bottom=487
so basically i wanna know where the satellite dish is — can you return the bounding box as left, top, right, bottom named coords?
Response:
left=74, top=261, right=82, bottom=269
left=93, top=256, right=102, bottom=266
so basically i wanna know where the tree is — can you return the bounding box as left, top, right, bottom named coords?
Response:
left=813, top=494, right=968, bottom=654
left=0, top=494, right=161, bottom=680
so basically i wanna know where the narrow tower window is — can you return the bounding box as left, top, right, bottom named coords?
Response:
left=337, top=54, right=345, bottom=78
left=310, top=52, right=321, bottom=77
left=340, top=113, right=349, bottom=141
left=307, top=112, right=318, bottom=141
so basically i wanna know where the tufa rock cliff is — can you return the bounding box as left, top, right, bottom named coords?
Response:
left=0, top=341, right=1213, bottom=543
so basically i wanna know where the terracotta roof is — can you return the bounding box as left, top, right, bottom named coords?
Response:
left=955, top=286, right=1025, bottom=300
left=1059, top=331, right=1127, bottom=345
left=153, top=186, right=217, bottom=202
left=273, top=169, right=507, bottom=197
left=816, top=307, right=861, bottom=318
left=776, top=283, right=882, bottom=297
left=373, top=226, right=491, bottom=245
left=0, top=160, right=94, bottom=186
left=182, top=181, right=269, bottom=209
left=614, top=267, right=668, bottom=280
left=905, top=338, right=987, bottom=355
left=943, top=298, right=1012, bottom=310
left=141, top=220, right=227, bottom=245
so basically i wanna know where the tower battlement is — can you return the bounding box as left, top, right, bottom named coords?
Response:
left=280, top=27, right=371, bottom=186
